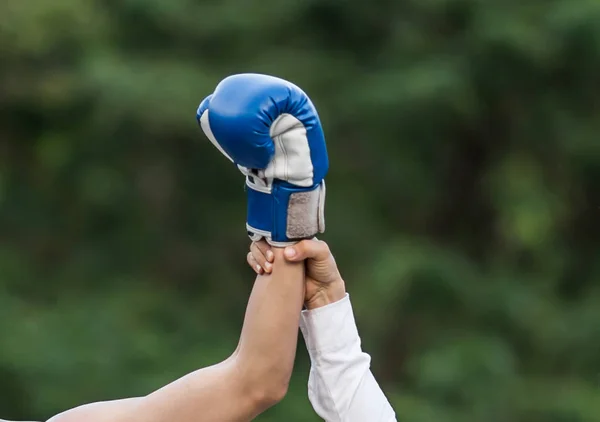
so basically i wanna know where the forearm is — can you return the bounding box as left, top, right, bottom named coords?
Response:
left=49, top=249, right=304, bottom=422
left=236, top=247, right=305, bottom=400
left=137, top=249, right=304, bottom=421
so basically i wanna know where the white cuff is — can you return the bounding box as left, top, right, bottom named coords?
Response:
left=299, top=293, right=359, bottom=353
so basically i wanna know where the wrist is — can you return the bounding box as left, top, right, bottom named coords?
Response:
left=305, top=279, right=346, bottom=310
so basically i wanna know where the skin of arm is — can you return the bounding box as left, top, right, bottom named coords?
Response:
left=43, top=247, right=305, bottom=422
left=249, top=239, right=397, bottom=422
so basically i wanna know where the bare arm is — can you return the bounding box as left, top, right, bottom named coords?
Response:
left=249, top=240, right=396, bottom=422
left=47, top=248, right=304, bottom=422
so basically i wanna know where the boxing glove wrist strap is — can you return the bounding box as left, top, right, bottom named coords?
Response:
left=246, top=180, right=326, bottom=245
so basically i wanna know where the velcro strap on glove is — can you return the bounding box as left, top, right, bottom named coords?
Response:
left=246, top=180, right=325, bottom=246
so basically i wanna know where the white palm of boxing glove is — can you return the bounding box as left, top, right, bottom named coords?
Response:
left=196, top=73, right=329, bottom=246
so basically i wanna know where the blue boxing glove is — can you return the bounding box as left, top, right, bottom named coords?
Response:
left=197, top=74, right=328, bottom=245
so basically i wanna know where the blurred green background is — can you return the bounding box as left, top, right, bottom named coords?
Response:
left=1, top=0, right=600, bottom=421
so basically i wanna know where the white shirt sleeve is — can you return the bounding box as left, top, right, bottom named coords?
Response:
left=299, top=294, right=396, bottom=422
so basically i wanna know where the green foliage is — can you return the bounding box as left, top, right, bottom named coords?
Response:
left=1, top=0, right=599, bottom=420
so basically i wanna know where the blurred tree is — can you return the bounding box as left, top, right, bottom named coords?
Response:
left=1, top=0, right=599, bottom=420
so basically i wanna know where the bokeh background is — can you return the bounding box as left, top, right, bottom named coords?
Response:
left=1, top=0, right=600, bottom=421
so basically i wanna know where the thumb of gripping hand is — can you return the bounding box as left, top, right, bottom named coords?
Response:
left=197, top=74, right=329, bottom=246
